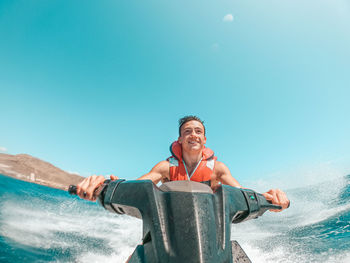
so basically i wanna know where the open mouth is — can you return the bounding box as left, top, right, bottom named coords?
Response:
left=188, top=140, right=199, bottom=145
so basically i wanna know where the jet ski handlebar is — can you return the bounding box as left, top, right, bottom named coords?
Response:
left=69, top=180, right=282, bottom=262
left=69, top=179, right=281, bottom=222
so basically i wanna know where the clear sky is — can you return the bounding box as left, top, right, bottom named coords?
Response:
left=1, top=0, right=349, bottom=186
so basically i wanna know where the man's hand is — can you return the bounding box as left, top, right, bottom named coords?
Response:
left=262, top=189, right=290, bottom=212
left=77, top=174, right=119, bottom=201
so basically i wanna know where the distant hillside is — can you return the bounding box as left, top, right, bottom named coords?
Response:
left=0, top=153, right=84, bottom=190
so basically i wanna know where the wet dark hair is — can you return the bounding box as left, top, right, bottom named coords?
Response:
left=178, top=115, right=205, bottom=136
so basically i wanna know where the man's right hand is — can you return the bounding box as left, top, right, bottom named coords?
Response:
left=76, top=174, right=118, bottom=201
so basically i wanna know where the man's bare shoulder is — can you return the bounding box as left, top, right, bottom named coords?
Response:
left=213, top=160, right=241, bottom=187
left=137, top=160, right=169, bottom=182
left=152, top=160, right=170, bottom=173
left=214, top=160, right=230, bottom=173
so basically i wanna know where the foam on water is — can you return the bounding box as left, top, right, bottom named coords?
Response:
left=1, top=160, right=349, bottom=262
left=230, top=163, right=350, bottom=263
left=240, top=244, right=350, bottom=263
left=0, top=180, right=142, bottom=262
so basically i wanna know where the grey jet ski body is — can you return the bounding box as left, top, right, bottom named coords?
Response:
left=82, top=180, right=280, bottom=263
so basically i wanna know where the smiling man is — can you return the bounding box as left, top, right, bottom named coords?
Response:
left=77, top=115, right=290, bottom=211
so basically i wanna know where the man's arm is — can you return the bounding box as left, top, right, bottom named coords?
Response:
left=214, top=161, right=242, bottom=188
left=77, top=161, right=169, bottom=201
left=137, top=160, right=169, bottom=184
left=215, top=161, right=290, bottom=212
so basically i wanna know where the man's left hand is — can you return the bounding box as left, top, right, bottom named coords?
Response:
left=262, top=189, right=290, bottom=212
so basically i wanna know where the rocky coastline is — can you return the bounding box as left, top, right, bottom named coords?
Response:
left=0, top=153, right=83, bottom=191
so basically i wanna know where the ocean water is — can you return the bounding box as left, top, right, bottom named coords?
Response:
left=0, top=173, right=349, bottom=263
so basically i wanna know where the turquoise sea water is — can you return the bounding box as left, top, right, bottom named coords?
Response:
left=0, top=173, right=349, bottom=262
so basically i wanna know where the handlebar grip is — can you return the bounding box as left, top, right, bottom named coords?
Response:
left=266, top=201, right=282, bottom=210
left=68, top=185, right=77, bottom=195
left=67, top=180, right=111, bottom=199
left=256, top=193, right=282, bottom=210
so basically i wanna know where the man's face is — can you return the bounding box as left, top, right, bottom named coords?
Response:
left=178, top=120, right=206, bottom=152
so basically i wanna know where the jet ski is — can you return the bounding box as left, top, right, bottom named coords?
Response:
left=69, top=180, right=281, bottom=263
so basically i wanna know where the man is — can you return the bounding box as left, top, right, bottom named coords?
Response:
left=77, top=116, right=290, bottom=211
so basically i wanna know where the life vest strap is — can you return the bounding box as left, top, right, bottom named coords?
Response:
left=182, top=157, right=203, bottom=180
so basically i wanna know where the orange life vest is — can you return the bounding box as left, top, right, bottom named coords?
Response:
left=167, top=141, right=217, bottom=185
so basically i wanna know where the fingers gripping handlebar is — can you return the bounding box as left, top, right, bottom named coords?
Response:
left=68, top=179, right=113, bottom=207
left=231, top=189, right=282, bottom=223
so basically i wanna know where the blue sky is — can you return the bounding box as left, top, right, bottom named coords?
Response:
left=1, top=0, right=349, bottom=186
